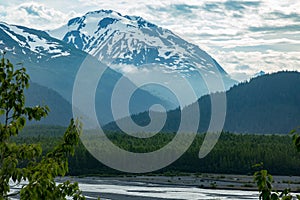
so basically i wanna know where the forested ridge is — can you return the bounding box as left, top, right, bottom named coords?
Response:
left=105, top=71, right=300, bottom=134
left=18, top=126, right=300, bottom=176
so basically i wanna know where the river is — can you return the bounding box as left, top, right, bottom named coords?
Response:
left=73, top=178, right=259, bottom=200
left=11, top=175, right=300, bottom=199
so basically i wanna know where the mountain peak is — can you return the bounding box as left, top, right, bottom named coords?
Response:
left=254, top=70, right=266, bottom=77
left=68, top=10, right=120, bottom=26
left=66, top=9, right=157, bottom=33
left=49, top=10, right=237, bottom=104
left=86, top=9, right=115, bottom=15
left=51, top=10, right=222, bottom=72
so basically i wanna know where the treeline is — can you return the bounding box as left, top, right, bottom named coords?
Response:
left=17, top=126, right=300, bottom=176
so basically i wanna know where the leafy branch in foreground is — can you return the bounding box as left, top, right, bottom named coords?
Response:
left=253, top=128, right=300, bottom=200
left=290, top=127, right=300, bottom=152
left=253, top=163, right=295, bottom=200
left=0, top=54, right=85, bottom=199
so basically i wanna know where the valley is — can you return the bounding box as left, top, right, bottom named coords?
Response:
left=0, top=3, right=300, bottom=199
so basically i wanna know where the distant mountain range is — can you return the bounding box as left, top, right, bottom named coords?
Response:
left=104, top=71, right=300, bottom=134
left=3, top=10, right=295, bottom=134
left=50, top=10, right=237, bottom=105
left=0, top=10, right=238, bottom=126
left=0, top=21, right=171, bottom=125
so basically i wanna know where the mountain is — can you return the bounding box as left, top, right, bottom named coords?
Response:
left=254, top=70, right=266, bottom=77
left=50, top=10, right=237, bottom=105
left=104, top=71, right=300, bottom=134
left=223, top=71, right=300, bottom=133
left=0, top=21, right=172, bottom=125
left=0, top=82, right=72, bottom=126
left=25, top=82, right=72, bottom=126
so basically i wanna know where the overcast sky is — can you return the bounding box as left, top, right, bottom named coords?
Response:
left=0, top=0, right=299, bottom=81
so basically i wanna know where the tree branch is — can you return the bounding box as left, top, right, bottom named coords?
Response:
left=3, top=190, right=20, bottom=198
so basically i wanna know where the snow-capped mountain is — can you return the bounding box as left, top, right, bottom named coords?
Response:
left=0, top=21, right=172, bottom=125
left=0, top=22, right=72, bottom=59
left=50, top=10, right=237, bottom=105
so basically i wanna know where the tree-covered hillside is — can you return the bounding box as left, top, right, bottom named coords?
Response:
left=224, top=71, right=300, bottom=133
left=16, top=129, right=300, bottom=176
left=105, top=71, right=300, bottom=134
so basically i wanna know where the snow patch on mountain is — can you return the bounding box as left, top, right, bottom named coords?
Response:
left=49, top=10, right=237, bottom=104
left=0, top=22, right=71, bottom=59
left=50, top=10, right=213, bottom=73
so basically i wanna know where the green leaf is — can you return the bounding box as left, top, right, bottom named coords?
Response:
left=0, top=55, right=86, bottom=199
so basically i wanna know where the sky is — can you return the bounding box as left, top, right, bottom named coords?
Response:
left=0, top=0, right=299, bottom=81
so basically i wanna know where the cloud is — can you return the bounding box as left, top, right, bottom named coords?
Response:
left=0, top=2, right=76, bottom=30
left=235, top=65, right=250, bottom=70
left=202, top=3, right=221, bottom=12
left=224, top=1, right=246, bottom=11
left=0, top=0, right=299, bottom=81
left=249, top=24, right=300, bottom=33
left=212, top=49, right=300, bottom=81
left=171, top=4, right=200, bottom=13
left=231, top=72, right=251, bottom=81
left=20, top=4, right=41, bottom=16
left=269, top=11, right=300, bottom=22
left=224, top=0, right=261, bottom=10
left=0, top=5, right=6, bottom=16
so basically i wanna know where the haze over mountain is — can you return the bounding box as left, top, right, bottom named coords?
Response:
left=25, top=82, right=72, bottom=126
left=0, top=9, right=239, bottom=128
left=50, top=10, right=237, bottom=105
left=0, top=81, right=72, bottom=126
left=2, top=11, right=297, bottom=133
left=0, top=21, right=172, bottom=125
left=104, top=71, right=300, bottom=134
